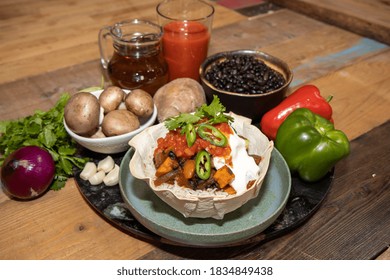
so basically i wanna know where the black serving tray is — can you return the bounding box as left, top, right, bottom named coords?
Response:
left=74, top=150, right=333, bottom=247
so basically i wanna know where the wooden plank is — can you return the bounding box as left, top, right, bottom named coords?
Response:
left=0, top=60, right=103, bottom=121
left=0, top=0, right=246, bottom=84
left=377, top=248, right=390, bottom=260
left=0, top=179, right=155, bottom=259
left=137, top=121, right=390, bottom=260
left=269, top=0, right=390, bottom=45
left=302, top=50, right=390, bottom=141
left=209, top=10, right=388, bottom=78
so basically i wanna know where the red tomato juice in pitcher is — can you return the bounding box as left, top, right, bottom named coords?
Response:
left=162, top=21, right=210, bottom=81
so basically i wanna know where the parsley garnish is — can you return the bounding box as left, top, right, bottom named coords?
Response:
left=164, top=95, right=234, bottom=147
left=165, top=95, right=234, bottom=130
left=0, top=93, right=89, bottom=191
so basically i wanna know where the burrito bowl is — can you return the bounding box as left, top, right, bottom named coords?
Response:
left=128, top=97, right=273, bottom=219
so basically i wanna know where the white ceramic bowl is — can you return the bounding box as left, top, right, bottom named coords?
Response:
left=64, top=89, right=157, bottom=154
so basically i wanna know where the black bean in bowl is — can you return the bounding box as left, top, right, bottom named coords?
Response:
left=199, top=50, right=292, bottom=123
left=205, top=55, right=286, bottom=95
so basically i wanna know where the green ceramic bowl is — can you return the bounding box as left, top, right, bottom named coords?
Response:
left=119, top=147, right=291, bottom=247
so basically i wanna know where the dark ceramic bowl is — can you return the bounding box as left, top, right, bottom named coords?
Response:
left=200, top=50, right=292, bottom=123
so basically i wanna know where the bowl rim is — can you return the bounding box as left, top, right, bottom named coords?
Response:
left=63, top=89, right=158, bottom=142
left=199, top=49, right=293, bottom=98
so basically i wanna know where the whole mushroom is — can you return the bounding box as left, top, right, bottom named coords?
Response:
left=64, top=92, right=100, bottom=136
left=101, top=109, right=140, bottom=136
left=99, top=86, right=126, bottom=114
left=125, top=89, right=154, bottom=118
left=153, top=78, right=206, bottom=122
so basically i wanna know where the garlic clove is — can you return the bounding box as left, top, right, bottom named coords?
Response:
left=80, top=162, right=97, bottom=181
left=97, top=156, right=115, bottom=173
left=103, top=164, right=120, bottom=186
left=88, top=170, right=106, bottom=185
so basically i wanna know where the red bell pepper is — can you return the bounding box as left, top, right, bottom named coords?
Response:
left=260, top=85, right=333, bottom=140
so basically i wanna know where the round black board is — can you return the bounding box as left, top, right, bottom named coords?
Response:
left=74, top=150, right=333, bottom=247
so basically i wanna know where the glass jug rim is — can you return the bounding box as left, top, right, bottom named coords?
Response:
left=109, top=19, right=163, bottom=44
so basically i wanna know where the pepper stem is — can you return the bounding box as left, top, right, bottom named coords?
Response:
left=326, top=95, right=333, bottom=102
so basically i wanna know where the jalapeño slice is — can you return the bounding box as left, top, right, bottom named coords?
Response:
left=185, top=123, right=197, bottom=147
left=197, top=124, right=227, bottom=147
left=195, top=150, right=211, bottom=180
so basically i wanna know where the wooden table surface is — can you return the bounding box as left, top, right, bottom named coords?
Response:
left=269, top=0, right=390, bottom=45
left=0, top=0, right=389, bottom=260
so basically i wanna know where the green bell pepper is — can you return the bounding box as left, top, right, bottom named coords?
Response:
left=275, top=108, right=350, bottom=182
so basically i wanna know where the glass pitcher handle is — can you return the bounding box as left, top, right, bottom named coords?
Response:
left=98, top=26, right=111, bottom=70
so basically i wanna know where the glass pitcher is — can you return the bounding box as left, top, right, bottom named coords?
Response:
left=99, top=19, right=168, bottom=96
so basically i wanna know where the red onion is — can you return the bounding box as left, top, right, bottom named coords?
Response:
left=1, top=146, right=55, bottom=200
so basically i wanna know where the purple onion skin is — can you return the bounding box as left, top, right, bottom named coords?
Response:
left=1, top=146, right=55, bottom=200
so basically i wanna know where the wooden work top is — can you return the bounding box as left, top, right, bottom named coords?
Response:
left=269, top=0, right=390, bottom=45
left=0, top=0, right=389, bottom=260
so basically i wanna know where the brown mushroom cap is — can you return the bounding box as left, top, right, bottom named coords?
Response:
left=125, top=89, right=154, bottom=118
left=64, top=92, right=100, bottom=136
left=153, top=78, right=206, bottom=122
left=101, top=109, right=140, bottom=136
left=99, top=86, right=125, bottom=114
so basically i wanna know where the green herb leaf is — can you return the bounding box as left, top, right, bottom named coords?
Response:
left=0, top=121, right=10, bottom=134
left=198, top=95, right=223, bottom=116
left=60, top=157, right=74, bottom=175
left=165, top=113, right=201, bottom=131
left=199, top=95, right=234, bottom=124
left=164, top=95, right=233, bottom=130
left=58, top=146, right=77, bottom=156
left=163, top=95, right=234, bottom=147
left=40, top=125, right=57, bottom=148
left=51, top=175, right=68, bottom=191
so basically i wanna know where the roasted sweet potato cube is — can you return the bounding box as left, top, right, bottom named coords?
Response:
left=223, top=185, right=237, bottom=195
left=213, top=165, right=235, bottom=189
left=183, top=159, right=196, bottom=179
left=155, top=156, right=179, bottom=177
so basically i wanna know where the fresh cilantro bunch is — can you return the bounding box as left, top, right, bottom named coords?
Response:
left=165, top=95, right=234, bottom=130
left=0, top=93, right=89, bottom=190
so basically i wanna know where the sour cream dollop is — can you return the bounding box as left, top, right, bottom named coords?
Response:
left=213, top=129, right=260, bottom=195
